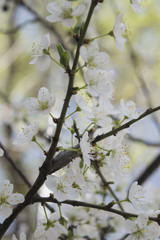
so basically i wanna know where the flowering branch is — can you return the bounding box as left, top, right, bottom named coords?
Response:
left=0, top=0, right=100, bottom=237
left=92, top=106, right=160, bottom=144
left=135, top=154, right=160, bottom=185
left=91, top=161, right=124, bottom=211
left=32, top=196, right=160, bottom=225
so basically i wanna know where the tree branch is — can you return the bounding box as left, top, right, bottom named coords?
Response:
left=136, top=154, right=160, bottom=185
left=32, top=196, right=160, bottom=225
left=92, top=106, right=160, bottom=144
left=0, top=0, right=99, bottom=237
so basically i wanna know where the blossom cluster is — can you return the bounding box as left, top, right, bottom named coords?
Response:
left=0, top=0, right=159, bottom=240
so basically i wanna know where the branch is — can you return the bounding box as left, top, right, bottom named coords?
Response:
left=32, top=196, right=160, bottom=224
left=91, top=161, right=124, bottom=212
left=0, top=142, right=55, bottom=213
left=0, top=142, right=32, bottom=188
left=136, top=154, right=160, bottom=185
left=92, top=106, right=160, bottom=144
left=0, top=1, right=99, bottom=236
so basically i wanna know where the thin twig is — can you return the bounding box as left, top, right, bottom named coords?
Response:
left=0, top=142, right=55, bottom=213
left=32, top=196, right=160, bottom=224
left=92, top=161, right=124, bottom=212
left=92, top=106, right=160, bottom=144
left=136, top=154, right=160, bottom=185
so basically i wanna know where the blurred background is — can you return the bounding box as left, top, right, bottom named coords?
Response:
left=0, top=0, right=160, bottom=238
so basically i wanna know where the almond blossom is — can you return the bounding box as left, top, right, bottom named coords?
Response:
left=130, top=0, right=145, bottom=13
left=0, top=180, right=24, bottom=218
left=125, top=213, right=160, bottom=240
left=34, top=212, right=68, bottom=240
left=30, top=34, right=51, bottom=71
left=113, top=14, right=127, bottom=51
left=46, top=0, right=86, bottom=27
left=24, top=87, right=55, bottom=115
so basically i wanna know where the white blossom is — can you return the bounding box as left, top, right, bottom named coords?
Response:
left=103, top=133, right=130, bottom=178
left=24, top=87, right=55, bottom=114
left=45, top=172, right=77, bottom=201
left=0, top=148, right=4, bottom=157
left=12, top=233, right=26, bottom=240
left=80, top=132, right=93, bottom=166
left=0, top=180, right=24, bottom=218
left=46, top=163, right=91, bottom=201
left=128, top=181, right=151, bottom=211
left=119, top=98, right=142, bottom=120
left=131, top=0, right=145, bottom=13
left=34, top=212, right=68, bottom=240
left=14, top=122, right=38, bottom=144
left=80, top=41, right=109, bottom=70
left=92, top=104, right=113, bottom=129
left=125, top=213, right=160, bottom=240
left=46, top=0, right=86, bottom=27
left=30, top=34, right=51, bottom=71
left=84, top=69, right=115, bottom=97
left=113, top=14, right=127, bottom=51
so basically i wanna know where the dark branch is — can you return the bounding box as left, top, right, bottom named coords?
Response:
left=92, top=106, right=160, bottom=144
left=136, top=154, right=160, bottom=185
left=32, top=196, right=160, bottom=225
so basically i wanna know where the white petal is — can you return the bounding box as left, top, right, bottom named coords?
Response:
left=8, top=193, right=24, bottom=205
left=125, top=219, right=137, bottom=233
left=0, top=148, right=4, bottom=157
left=24, top=98, right=40, bottom=114
left=20, top=233, right=26, bottom=240
left=38, top=87, right=50, bottom=103
left=61, top=0, right=72, bottom=9
left=0, top=180, right=13, bottom=196
left=72, top=4, right=86, bottom=16
left=45, top=175, right=55, bottom=191
left=36, top=55, right=51, bottom=71
left=50, top=212, right=60, bottom=222
left=34, top=225, right=45, bottom=239
left=29, top=57, right=38, bottom=65
left=145, top=222, right=160, bottom=239
left=15, top=122, right=39, bottom=144
left=12, top=234, right=17, bottom=240
left=125, top=235, right=134, bottom=240
left=137, top=213, right=148, bottom=228
left=42, top=34, right=50, bottom=50
left=94, top=52, right=110, bottom=66
left=46, top=15, right=62, bottom=23
left=115, top=36, right=127, bottom=51
left=46, top=2, right=62, bottom=14
left=80, top=46, right=88, bottom=63
left=62, top=18, right=76, bottom=27
left=0, top=204, right=12, bottom=218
